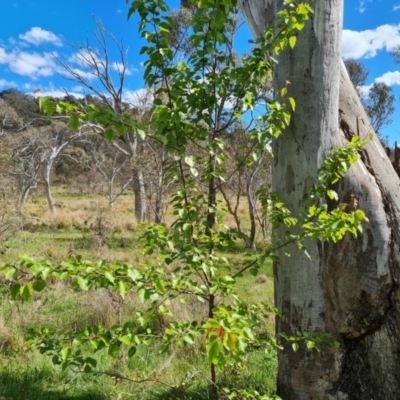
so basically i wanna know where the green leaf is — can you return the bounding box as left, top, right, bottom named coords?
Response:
left=41, top=267, right=52, bottom=280
left=289, top=97, right=296, bottom=111
left=118, top=335, right=132, bottom=345
left=2, top=266, right=16, bottom=280
left=61, top=347, right=72, bottom=361
left=127, top=269, right=142, bottom=281
left=32, top=280, right=47, bottom=292
left=69, top=116, right=80, bottom=130
left=245, top=92, right=253, bottom=106
left=100, top=333, right=111, bottom=346
left=85, top=357, right=97, bottom=368
left=292, top=342, right=299, bottom=352
left=104, top=129, right=114, bottom=142
left=20, top=284, right=33, bottom=301
left=154, top=278, right=166, bottom=294
left=137, top=129, right=146, bottom=139
left=206, top=339, right=222, bottom=365
left=185, top=156, right=195, bottom=167
left=326, top=190, right=338, bottom=201
left=139, top=288, right=151, bottom=303
left=184, top=334, right=195, bottom=345
left=306, top=340, right=315, bottom=349
left=104, top=271, right=115, bottom=284
left=119, top=280, right=128, bottom=298
left=77, top=276, right=89, bottom=291
left=225, top=333, right=238, bottom=352
left=10, top=284, right=21, bottom=299
left=289, top=36, right=297, bottom=49
left=128, top=346, right=137, bottom=357
left=108, top=343, right=120, bottom=359
left=90, top=340, right=100, bottom=350
left=190, top=167, right=199, bottom=177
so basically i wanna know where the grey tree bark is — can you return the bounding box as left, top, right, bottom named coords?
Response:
left=42, top=148, right=59, bottom=215
left=40, top=124, right=85, bottom=214
left=239, top=0, right=400, bottom=399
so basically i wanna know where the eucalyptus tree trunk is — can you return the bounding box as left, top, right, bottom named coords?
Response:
left=239, top=0, right=400, bottom=399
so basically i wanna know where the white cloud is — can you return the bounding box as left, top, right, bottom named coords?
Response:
left=68, top=50, right=103, bottom=67
left=28, top=82, right=85, bottom=99
left=71, top=85, right=85, bottom=93
left=359, top=85, right=372, bottom=98
left=123, top=88, right=153, bottom=109
left=394, top=5, right=400, bottom=11
left=0, top=47, right=96, bottom=80
left=116, top=9, right=122, bottom=13
left=375, top=71, right=400, bottom=86
left=31, top=89, right=83, bottom=99
left=358, top=71, right=400, bottom=97
left=0, top=47, right=59, bottom=79
left=19, top=27, right=63, bottom=47
left=31, top=89, right=85, bottom=98
left=68, top=67, right=98, bottom=80
left=0, top=79, right=17, bottom=89
left=0, top=48, right=12, bottom=64
left=358, top=0, right=372, bottom=13
left=67, top=53, right=137, bottom=78
left=10, top=51, right=58, bottom=78
left=111, top=62, right=138, bottom=76
left=342, top=24, right=400, bottom=59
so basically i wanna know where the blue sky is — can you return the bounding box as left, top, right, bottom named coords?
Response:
left=1, top=1, right=400, bottom=144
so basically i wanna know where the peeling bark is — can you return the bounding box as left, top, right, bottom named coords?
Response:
left=239, top=0, right=400, bottom=398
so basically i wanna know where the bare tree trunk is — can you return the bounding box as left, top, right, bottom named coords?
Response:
left=132, top=166, right=147, bottom=223
left=43, top=159, right=57, bottom=214
left=107, top=180, right=115, bottom=209
left=18, top=185, right=33, bottom=209
left=246, top=153, right=265, bottom=250
left=240, top=1, right=400, bottom=399
left=153, top=147, right=166, bottom=224
left=218, top=184, right=243, bottom=234
left=246, top=187, right=257, bottom=250
left=126, top=134, right=147, bottom=223
left=154, top=179, right=163, bottom=224
left=43, top=179, right=56, bottom=214
left=272, top=1, right=341, bottom=397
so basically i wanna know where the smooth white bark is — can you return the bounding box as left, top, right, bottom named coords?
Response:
left=239, top=1, right=400, bottom=398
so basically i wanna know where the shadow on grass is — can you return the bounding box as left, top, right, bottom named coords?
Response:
left=0, top=371, right=108, bottom=400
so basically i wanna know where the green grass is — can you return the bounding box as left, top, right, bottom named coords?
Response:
left=0, top=358, right=112, bottom=399
left=0, top=192, right=277, bottom=400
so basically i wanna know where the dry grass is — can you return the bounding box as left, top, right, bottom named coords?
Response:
left=0, top=316, right=13, bottom=355
left=0, top=188, right=277, bottom=399
left=23, top=197, right=135, bottom=231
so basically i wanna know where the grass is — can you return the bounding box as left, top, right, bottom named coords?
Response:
left=0, top=360, right=110, bottom=400
left=0, top=189, right=277, bottom=400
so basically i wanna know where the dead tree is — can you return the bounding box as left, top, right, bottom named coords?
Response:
left=54, top=18, right=148, bottom=222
